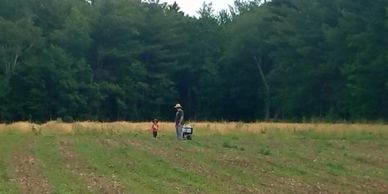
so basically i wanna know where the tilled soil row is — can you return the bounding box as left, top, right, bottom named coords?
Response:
left=58, top=139, right=126, bottom=194
left=10, top=138, right=52, bottom=194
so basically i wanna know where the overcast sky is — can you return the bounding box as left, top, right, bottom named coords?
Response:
left=160, top=0, right=235, bottom=16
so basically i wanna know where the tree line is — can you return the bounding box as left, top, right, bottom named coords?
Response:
left=0, top=0, right=387, bottom=122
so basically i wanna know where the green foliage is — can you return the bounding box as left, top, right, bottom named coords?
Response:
left=326, top=161, right=346, bottom=176
left=222, top=141, right=239, bottom=149
left=259, top=145, right=271, bottom=155
left=0, top=0, right=387, bottom=122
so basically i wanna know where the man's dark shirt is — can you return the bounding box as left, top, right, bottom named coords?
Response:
left=175, top=109, right=184, bottom=125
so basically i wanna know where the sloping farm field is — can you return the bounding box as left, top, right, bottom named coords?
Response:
left=0, top=122, right=387, bottom=193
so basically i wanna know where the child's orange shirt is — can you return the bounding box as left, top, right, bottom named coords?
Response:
left=151, top=123, right=159, bottom=132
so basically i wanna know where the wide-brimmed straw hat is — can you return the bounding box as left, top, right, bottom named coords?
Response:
left=174, top=103, right=182, bottom=108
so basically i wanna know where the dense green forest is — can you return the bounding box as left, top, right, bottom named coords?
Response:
left=0, top=0, right=387, bottom=122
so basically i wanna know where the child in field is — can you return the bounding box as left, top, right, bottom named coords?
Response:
left=150, top=119, right=160, bottom=139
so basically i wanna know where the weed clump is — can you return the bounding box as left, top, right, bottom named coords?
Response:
left=259, top=146, right=271, bottom=155
left=222, top=141, right=238, bottom=149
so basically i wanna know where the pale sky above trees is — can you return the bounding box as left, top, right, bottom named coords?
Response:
left=160, top=0, right=235, bottom=16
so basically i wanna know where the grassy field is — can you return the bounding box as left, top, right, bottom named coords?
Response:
left=0, top=122, right=387, bottom=193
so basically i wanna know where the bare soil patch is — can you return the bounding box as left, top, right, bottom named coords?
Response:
left=10, top=140, right=52, bottom=194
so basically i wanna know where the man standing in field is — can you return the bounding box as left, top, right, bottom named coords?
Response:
left=174, top=103, right=184, bottom=140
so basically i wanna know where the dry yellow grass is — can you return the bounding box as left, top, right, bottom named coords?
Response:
left=0, top=121, right=387, bottom=134
left=191, top=122, right=388, bottom=134
left=1, top=122, right=33, bottom=133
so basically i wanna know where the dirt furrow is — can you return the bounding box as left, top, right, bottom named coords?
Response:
left=58, top=139, right=125, bottom=194
left=10, top=139, right=52, bottom=194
